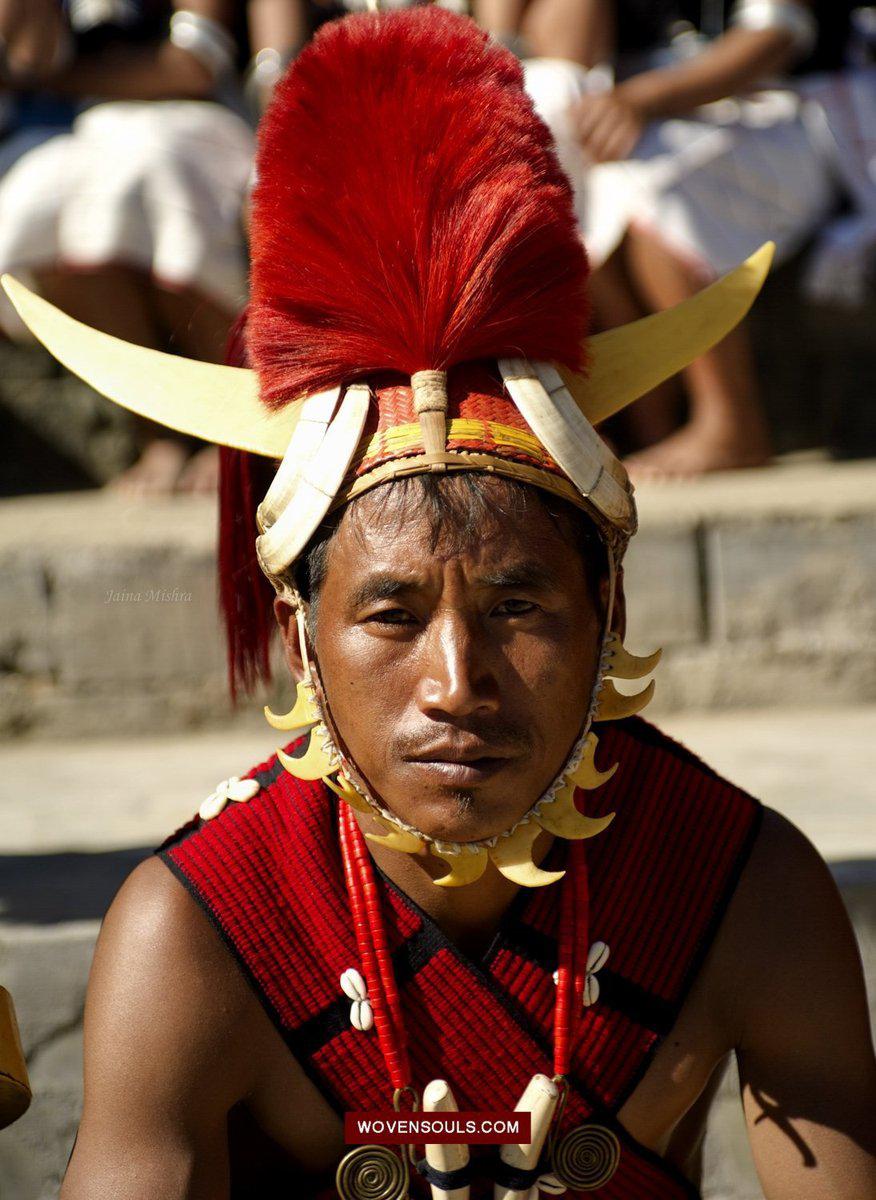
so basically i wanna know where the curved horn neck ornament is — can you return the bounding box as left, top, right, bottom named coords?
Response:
left=270, top=552, right=662, bottom=888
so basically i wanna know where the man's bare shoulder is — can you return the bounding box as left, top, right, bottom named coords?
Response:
left=707, top=805, right=871, bottom=1058
left=85, top=855, right=260, bottom=1107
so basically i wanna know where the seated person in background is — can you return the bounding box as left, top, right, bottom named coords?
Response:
left=0, top=0, right=255, bottom=494
left=9, top=10, right=873, bottom=1197
left=476, top=0, right=849, bottom=478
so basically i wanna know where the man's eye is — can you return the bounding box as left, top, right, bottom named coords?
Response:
left=365, top=608, right=416, bottom=626
left=494, top=598, right=538, bottom=616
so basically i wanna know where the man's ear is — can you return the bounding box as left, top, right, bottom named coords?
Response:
left=274, top=597, right=306, bottom=683
left=599, top=566, right=627, bottom=640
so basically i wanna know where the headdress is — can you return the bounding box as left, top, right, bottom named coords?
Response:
left=1, top=8, right=773, bottom=889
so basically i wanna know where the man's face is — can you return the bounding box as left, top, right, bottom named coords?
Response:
left=302, top=482, right=605, bottom=843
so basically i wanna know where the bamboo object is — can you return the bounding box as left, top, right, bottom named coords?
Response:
left=423, top=1078, right=470, bottom=1200
left=0, top=987, right=31, bottom=1129
left=494, top=1074, right=558, bottom=1200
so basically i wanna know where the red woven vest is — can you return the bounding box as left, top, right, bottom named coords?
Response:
left=160, top=718, right=760, bottom=1198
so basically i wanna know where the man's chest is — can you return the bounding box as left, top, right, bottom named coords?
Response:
left=237, top=958, right=730, bottom=1186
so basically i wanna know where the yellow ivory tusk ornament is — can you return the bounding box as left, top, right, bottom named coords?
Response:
left=324, top=773, right=375, bottom=817
left=604, top=632, right=662, bottom=680
left=495, top=1074, right=560, bottom=1200
left=565, top=731, right=618, bottom=790
left=264, top=679, right=321, bottom=732
left=423, top=1079, right=470, bottom=1200
left=431, top=846, right=490, bottom=888
left=366, top=827, right=427, bottom=854
left=488, top=822, right=565, bottom=888
left=593, top=678, right=655, bottom=723
left=535, top=783, right=615, bottom=841
left=277, top=726, right=336, bottom=782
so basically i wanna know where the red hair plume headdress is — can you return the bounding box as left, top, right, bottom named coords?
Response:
left=248, top=6, right=590, bottom=408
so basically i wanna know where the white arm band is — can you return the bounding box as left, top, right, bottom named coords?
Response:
left=729, top=0, right=818, bottom=60
left=169, top=9, right=237, bottom=80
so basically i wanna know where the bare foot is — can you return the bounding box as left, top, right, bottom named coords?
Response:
left=176, top=446, right=220, bottom=494
left=624, top=420, right=771, bottom=482
left=110, top=438, right=189, bottom=496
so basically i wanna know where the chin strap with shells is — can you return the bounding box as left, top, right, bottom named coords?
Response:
left=268, top=562, right=661, bottom=889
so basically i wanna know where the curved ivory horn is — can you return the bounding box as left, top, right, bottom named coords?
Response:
left=423, top=1079, right=470, bottom=1200
left=0, top=244, right=773, bottom=458
left=494, top=1074, right=559, bottom=1200
left=365, top=827, right=426, bottom=853
left=0, top=275, right=299, bottom=458
left=534, top=783, right=614, bottom=841
left=603, top=632, right=662, bottom=680
left=561, top=242, right=774, bottom=426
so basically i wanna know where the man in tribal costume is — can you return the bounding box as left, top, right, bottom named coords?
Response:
left=4, top=8, right=873, bottom=1199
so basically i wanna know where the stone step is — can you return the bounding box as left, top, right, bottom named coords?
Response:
left=1, top=457, right=875, bottom=739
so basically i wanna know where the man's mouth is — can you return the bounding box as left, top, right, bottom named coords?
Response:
left=404, top=743, right=516, bottom=785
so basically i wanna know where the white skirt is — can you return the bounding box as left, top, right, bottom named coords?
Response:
left=0, top=99, right=255, bottom=324
left=524, top=57, right=838, bottom=279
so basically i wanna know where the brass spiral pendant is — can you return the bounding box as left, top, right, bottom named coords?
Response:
left=552, top=1122, right=621, bottom=1191
left=335, top=1144, right=409, bottom=1200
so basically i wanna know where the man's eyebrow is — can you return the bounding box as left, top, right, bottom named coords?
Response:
left=348, top=573, right=422, bottom=609
left=478, top=563, right=563, bottom=590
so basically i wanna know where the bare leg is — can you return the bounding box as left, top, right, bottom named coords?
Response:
left=589, top=250, right=680, bottom=451
left=622, top=226, right=772, bottom=479
left=520, top=0, right=614, bottom=65
left=35, top=266, right=190, bottom=494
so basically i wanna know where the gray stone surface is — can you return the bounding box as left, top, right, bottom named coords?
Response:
left=0, top=924, right=95, bottom=1200
left=706, top=516, right=876, bottom=647
left=50, top=546, right=224, bottom=687
left=621, top=523, right=703, bottom=647
left=2, top=459, right=876, bottom=737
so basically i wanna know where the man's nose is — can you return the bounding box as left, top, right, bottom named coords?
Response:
left=416, top=613, right=499, bottom=719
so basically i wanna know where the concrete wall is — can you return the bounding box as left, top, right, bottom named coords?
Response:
left=2, top=461, right=874, bottom=739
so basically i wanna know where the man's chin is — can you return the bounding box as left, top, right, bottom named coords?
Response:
left=383, top=776, right=532, bottom=844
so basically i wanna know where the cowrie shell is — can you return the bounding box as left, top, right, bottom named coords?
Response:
left=351, top=999, right=373, bottom=1031
left=225, top=777, right=260, bottom=803
left=199, top=792, right=227, bottom=821
left=340, top=968, right=367, bottom=1001
left=583, top=974, right=600, bottom=1007
left=586, top=940, right=610, bottom=973
left=537, top=1172, right=567, bottom=1194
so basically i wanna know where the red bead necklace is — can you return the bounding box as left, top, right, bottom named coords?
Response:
left=338, top=799, right=590, bottom=1097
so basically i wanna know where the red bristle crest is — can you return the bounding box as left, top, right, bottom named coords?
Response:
left=218, top=311, right=277, bottom=697
left=249, top=7, right=589, bottom=409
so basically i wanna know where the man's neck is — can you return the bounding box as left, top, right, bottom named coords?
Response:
left=357, top=811, right=556, bottom=960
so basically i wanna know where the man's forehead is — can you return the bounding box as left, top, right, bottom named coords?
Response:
left=339, top=495, right=565, bottom=559
left=344, top=557, right=568, bottom=607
